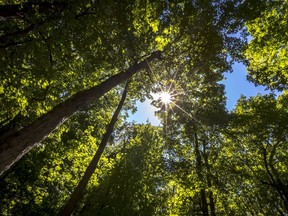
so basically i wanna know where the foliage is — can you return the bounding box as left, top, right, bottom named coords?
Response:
left=0, top=0, right=163, bottom=128
left=222, top=93, right=288, bottom=215
left=80, top=123, right=166, bottom=216
left=0, top=93, right=120, bottom=215
left=0, top=0, right=287, bottom=216
left=245, top=0, right=288, bottom=90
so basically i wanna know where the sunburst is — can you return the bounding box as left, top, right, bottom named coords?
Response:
left=159, top=91, right=172, bottom=104
left=152, top=82, right=194, bottom=119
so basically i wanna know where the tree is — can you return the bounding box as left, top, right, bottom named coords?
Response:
left=148, top=37, right=230, bottom=214
left=223, top=93, right=288, bottom=214
left=80, top=123, right=166, bottom=216
left=61, top=82, right=129, bottom=216
left=244, top=0, right=288, bottom=90
left=3, top=1, right=285, bottom=215
left=0, top=51, right=162, bottom=177
left=0, top=0, right=246, bottom=177
left=0, top=91, right=120, bottom=215
left=1, top=0, right=169, bottom=176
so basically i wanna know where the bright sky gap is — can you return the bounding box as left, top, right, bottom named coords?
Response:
left=127, top=62, right=277, bottom=125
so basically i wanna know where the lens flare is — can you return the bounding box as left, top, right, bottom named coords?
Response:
left=160, top=91, right=172, bottom=104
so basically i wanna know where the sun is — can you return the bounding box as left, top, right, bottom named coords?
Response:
left=160, top=91, right=172, bottom=104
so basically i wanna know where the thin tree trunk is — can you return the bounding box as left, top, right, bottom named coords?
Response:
left=263, top=149, right=288, bottom=212
left=203, top=147, right=216, bottom=216
left=207, top=177, right=216, bottom=215
left=61, top=82, right=129, bottom=216
left=268, top=145, right=288, bottom=208
left=194, top=130, right=209, bottom=216
left=0, top=51, right=161, bottom=177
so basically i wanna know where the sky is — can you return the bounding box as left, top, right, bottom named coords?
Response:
left=127, top=62, right=275, bottom=125
left=221, top=62, right=269, bottom=110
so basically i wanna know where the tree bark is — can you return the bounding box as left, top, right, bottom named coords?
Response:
left=61, top=82, right=129, bottom=216
left=0, top=51, right=162, bottom=177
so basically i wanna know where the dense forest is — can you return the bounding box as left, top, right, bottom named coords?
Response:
left=0, top=0, right=287, bottom=215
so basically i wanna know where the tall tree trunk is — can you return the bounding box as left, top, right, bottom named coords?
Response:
left=194, top=130, right=209, bottom=216
left=203, top=149, right=216, bottom=216
left=61, top=82, right=129, bottom=216
left=0, top=51, right=161, bottom=177
left=207, top=173, right=216, bottom=216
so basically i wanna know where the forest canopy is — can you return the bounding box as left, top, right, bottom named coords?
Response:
left=0, top=0, right=287, bottom=215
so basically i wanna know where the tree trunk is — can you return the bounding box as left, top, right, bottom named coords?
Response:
left=203, top=150, right=216, bottom=216
left=61, top=82, right=129, bottom=216
left=194, top=130, right=209, bottom=216
left=207, top=174, right=216, bottom=216
left=263, top=149, right=288, bottom=211
left=268, top=145, right=288, bottom=209
left=0, top=51, right=161, bottom=177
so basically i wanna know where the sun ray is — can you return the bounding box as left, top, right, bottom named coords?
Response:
left=170, top=92, right=184, bottom=97
left=168, top=103, right=177, bottom=118
left=170, top=101, right=192, bottom=117
left=170, top=101, right=207, bottom=130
